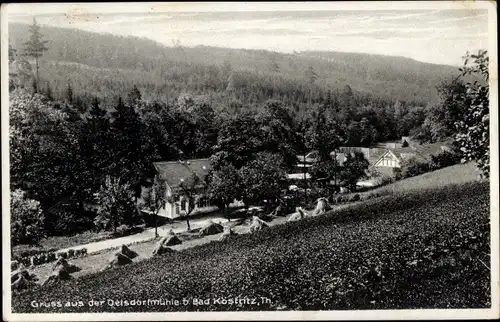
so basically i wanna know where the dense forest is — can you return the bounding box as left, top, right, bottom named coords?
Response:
left=8, top=23, right=460, bottom=107
left=9, top=21, right=488, bottom=242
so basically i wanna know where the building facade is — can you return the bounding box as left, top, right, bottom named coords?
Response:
left=150, top=159, right=242, bottom=219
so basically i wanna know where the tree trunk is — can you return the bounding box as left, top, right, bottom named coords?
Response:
left=154, top=211, right=158, bottom=237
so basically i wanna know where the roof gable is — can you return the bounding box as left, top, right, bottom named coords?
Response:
left=374, top=150, right=402, bottom=167
left=154, top=159, right=211, bottom=188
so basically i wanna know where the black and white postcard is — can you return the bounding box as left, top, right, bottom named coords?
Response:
left=2, top=1, right=498, bottom=321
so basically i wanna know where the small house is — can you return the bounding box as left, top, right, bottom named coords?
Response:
left=151, top=159, right=242, bottom=219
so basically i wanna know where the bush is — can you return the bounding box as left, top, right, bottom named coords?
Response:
left=430, top=150, right=461, bottom=171
left=94, top=176, right=142, bottom=232
left=112, top=225, right=144, bottom=238
left=351, top=194, right=360, bottom=202
left=400, top=157, right=430, bottom=179
left=44, top=202, right=96, bottom=237
left=12, top=182, right=490, bottom=312
left=10, top=189, right=45, bottom=246
left=67, top=249, right=75, bottom=258
left=11, top=246, right=58, bottom=262
left=393, top=167, right=403, bottom=181
left=47, top=252, right=56, bottom=262
left=56, top=251, right=67, bottom=259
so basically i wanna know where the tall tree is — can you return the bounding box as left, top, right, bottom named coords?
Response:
left=339, top=151, right=369, bottom=192
left=8, top=44, right=17, bottom=63
left=66, top=82, right=73, bottom=104
left=23, top=18, right=49, bottom=92
left=79, top=97, right=113, bottom=200
left=110, top=97, right=148, bottom=191
left=238, top=152, right=287, bottom=208
left=211, top=111, right=263, bottom=170
left=257, top=100, right=298, bottom=169
left=94, top=176, right=140, bottom=232
left=454, top=50, right=489, bottom=178
left=127, top=85, right=142, bottom=105
left=207, top=165, right=241, bottom=220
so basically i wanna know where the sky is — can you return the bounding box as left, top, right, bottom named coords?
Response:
left=5, top=2, right=493, bottom=66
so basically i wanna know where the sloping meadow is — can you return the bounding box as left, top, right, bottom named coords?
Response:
left=13, top=181, right=490, bottom=312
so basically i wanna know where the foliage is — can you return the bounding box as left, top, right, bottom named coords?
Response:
left=211, top=111, right=264, bottom=170
left=415, top=80, right=470, bottom=144
left=178, top=173, right=204, bottom=230
left=398, top=157, right=431, bottom=179
left=429, top=150, right=461, bottom=171
left=207, top=165, right=242, bottom=210
left=238, top=152, right=288, bottom=207
left=142, top=176, right=165, bottom=214
left=306, top=104, right=342, bottom=159
left=142, top=175, right=167, bottom=236
left=454, top=50, right=489, bottom=178
left=339, top=151, right=370, bottom=191
left=256, top=100, right=299, bottom=169
left=112, top=225, right=145, bottom=238
left=22, top=18, right=49, bottom=91
left=94, top=176, right=141, bottom=232
left=9, top=88, right=76, bottom=210
left=9, top=22, right=459, bottom=108
left=44, top=198, right=95, bottom=236
left=110, top=97, right=153, bottom=189
left=12, top=182, right=490, bottom=312
left=10, top=189, right=45, bottom=246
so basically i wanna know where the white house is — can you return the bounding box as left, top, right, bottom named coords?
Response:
left=151, top=159, right=242, bottom=219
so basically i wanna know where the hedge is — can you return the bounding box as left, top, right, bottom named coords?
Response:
left=12, top=181, right=490, bottom=312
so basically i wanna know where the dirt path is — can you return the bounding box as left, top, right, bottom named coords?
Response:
left=57, top=215, right=228, bottom=254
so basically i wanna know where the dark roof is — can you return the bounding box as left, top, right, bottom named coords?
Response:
left=153, top=159, right=211, bottom=188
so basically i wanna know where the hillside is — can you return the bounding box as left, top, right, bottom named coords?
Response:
left=12, top=179, right=490, bottom=312
left=8, top=23, right=459, bottom=106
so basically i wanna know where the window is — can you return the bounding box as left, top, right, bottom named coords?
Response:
left=181, top=199, right=187, bottom=211
left=175, top=203, right=180, bottom=215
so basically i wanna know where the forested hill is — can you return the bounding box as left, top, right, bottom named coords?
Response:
left=9, top=22, right=459, bottom=107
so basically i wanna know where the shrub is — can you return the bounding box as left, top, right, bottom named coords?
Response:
left=392, top=167, right=403, bottom=181
left=112, top=224, right=144, bottom=238
left=47, top=253, right=56, bottom=262
left=56, top=251, right=67, bottom=259
left=44, top=200, right=95, bottom=237
left=400, top=157, right=430, bottom=179
left=12, top=246, right=58, bottom=262
left=67, top=249, right=75, bottom=258
left=10, top=189, right=45, bottom=246
left=430, top=150, right=461, bottom=171
left=351, top=194, right=360, bottom=202
left=81, top=248, right=88, bottom=256
left=94, top=176, right=142, bottom=232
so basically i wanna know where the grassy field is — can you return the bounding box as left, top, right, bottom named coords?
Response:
left=12, top=176, right=490, bottom=312
left=348, top=162, right=482, bottom=202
